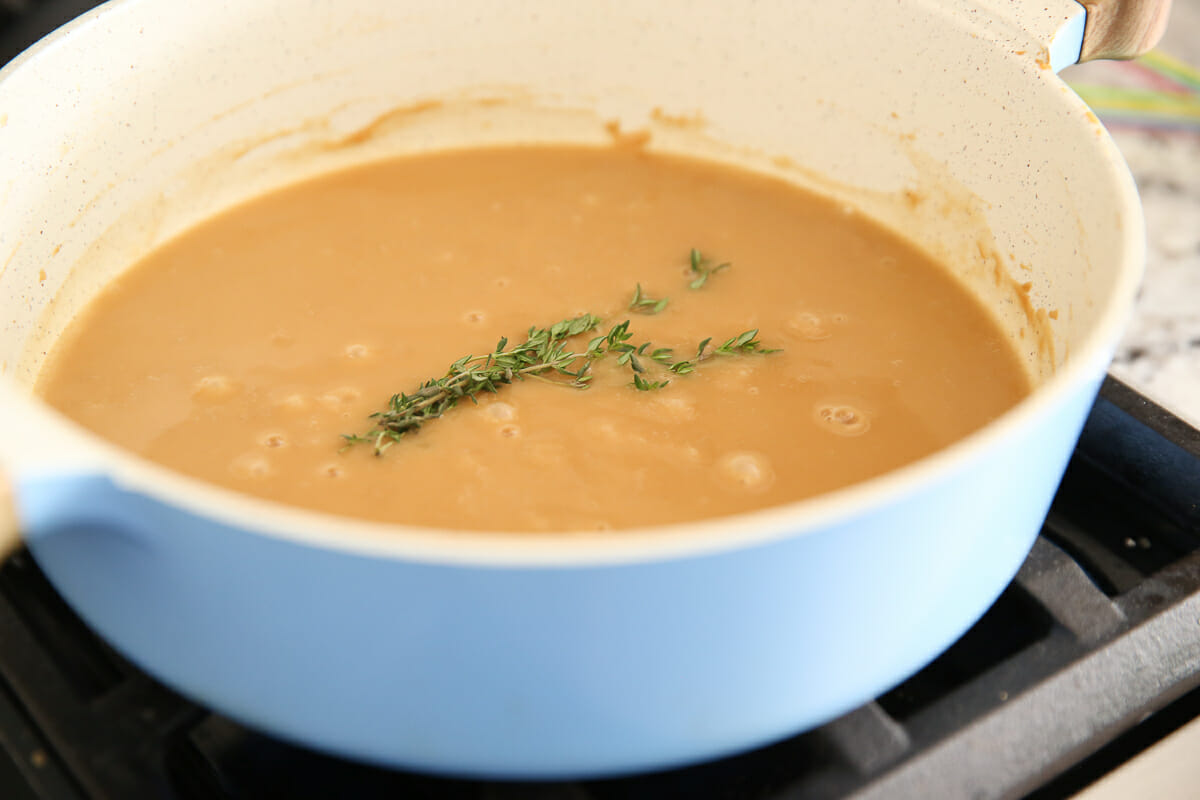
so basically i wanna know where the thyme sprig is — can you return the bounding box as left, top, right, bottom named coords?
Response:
left=665, top=330, right=780, bottom=377
left=688, top=248, right=730, bottom=290
left=343, top=314, right=602, bottom=455
left=626, top=343, right=676, bottom=390
left=344, top=319, right=781, bottom=449
left=344, top=249, right=780, bottom=454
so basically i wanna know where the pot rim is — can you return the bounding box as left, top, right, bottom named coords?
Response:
left=0, top=0, right=1146, bottom=568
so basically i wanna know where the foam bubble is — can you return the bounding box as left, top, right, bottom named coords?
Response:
left=815, top=403, right=871, bottom=436
left=193, top=375, right=239, bottom=402
left=785, top=312, right=832, bottom=341
left=591, top=419, right=647, bottom=448
left=344, top=344, right=369, bottom=359
left=317, top=386, right=362, bottom=410
left=273, top=393, right=308, bottom=413
left=261, top=433, right=287, bottom=449
left=716, top=452, right=774, bottom=491
left=484, top=402, right=517, bottom=423
left=230, top=453, right=273, bottom=479
left=651, top=395, right=697, bottom=423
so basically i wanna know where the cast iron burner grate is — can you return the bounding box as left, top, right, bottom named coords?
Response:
left=0, top=377, right=1198, bottom=800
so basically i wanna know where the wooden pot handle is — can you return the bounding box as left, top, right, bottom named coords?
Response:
left=1078, top=0, right=1174, bottom=61
left=0, top=472, right=22, bottom=560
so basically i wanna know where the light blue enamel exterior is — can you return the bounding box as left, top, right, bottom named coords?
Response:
left=15, top=374, right=1102, bottom=777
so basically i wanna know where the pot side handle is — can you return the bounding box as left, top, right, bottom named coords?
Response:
left=0, top=472, right=20, bottom=559
left=1078, top=0, right=1173, bottom=61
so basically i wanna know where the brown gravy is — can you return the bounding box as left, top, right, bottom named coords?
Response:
left=37, top=146, right=1030, bottom=531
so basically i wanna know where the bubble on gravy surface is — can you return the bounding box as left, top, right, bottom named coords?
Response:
left=35, top=145, right=1031, bottom=532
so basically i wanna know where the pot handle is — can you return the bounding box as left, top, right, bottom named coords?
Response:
left=0, top=472, right=20, bottom=559
left=1078, top=0, right=1173, bottom=61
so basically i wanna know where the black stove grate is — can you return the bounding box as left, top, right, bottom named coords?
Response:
left=0, top=377, right=1197, bottom=800
left=0, top=0, right=100, bottom=68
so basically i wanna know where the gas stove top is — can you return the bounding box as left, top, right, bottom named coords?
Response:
left=0, top=381, right=1197, bottom=800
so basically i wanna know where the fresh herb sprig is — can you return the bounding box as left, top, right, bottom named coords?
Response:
left=665, top=329, right=779, bottom=376
left=344, top=314, right=602, bottom=455
left=585, top=322, right=669, bottom=389
left=345, top=250, right=781, bottom=454
left=713, top=329, right=781, bottom=356
left=344, top=319, right=781, bottom=449
left=687, top=248, right=730, bottom=290
left=625, top=343, right=676, bottom=390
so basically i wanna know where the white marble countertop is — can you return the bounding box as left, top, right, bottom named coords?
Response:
left=1062, top=0, right=1200, bottom=428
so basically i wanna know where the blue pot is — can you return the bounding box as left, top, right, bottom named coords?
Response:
left=0, top=0, right=1146, bottom=777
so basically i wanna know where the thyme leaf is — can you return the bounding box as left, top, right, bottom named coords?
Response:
left=712, top=329, right=781, bottom=356
left=688, top=248, right=730, bottom=290
left=628, top=283, right=669, bottom=314
left=631, top=373, right=670, bottom=391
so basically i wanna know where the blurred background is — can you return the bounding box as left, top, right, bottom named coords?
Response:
left=1061, top=0, right=1200, bottom=426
